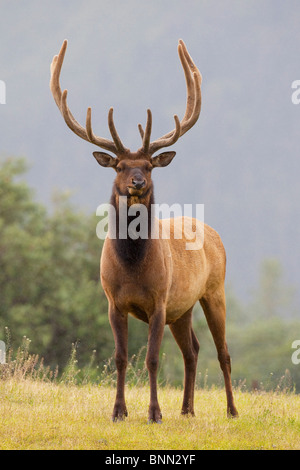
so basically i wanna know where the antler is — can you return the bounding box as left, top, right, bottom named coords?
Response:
left=50, top=39, right=201, bottom=158
left=138, top=39, right=202, bottom=155
left=50, top=40, right=129, bottom=155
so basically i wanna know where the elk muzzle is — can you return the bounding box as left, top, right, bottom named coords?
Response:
left=131, top=177, right=146, bottom=190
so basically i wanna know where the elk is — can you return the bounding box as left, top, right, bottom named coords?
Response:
left=50, top=39, right=238, bottom=422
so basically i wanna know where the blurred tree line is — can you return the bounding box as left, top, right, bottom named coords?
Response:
left=1, top=157, right=300, bottom=391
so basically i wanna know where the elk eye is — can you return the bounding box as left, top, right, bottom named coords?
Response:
left=116, top=166, right=122, bottom=173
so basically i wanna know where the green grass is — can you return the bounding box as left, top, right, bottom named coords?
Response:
left=0, top=339, right=299, bottom=450
left=1, top=378, right=300, bottom=450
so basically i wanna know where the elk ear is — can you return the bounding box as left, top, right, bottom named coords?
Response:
left=151, top=151, right=176, bottom=168
left=93, top=151, right=118, bottom=168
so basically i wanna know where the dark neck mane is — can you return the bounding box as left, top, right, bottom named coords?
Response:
left=110, top=185, right=155, bottom=266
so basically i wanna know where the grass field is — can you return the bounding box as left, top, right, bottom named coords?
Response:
left=1, top=377, right=300, bottom=450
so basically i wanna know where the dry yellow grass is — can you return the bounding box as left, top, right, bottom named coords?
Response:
left=0, top=378, right=300, bottom=450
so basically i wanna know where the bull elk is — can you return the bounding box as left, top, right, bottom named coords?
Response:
left=50, top=39, right=238, bottom=422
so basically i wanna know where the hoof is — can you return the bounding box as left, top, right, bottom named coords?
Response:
left=147, top=419, right=163, bottom=425
left=112, top=405, right=128, bottom=422
left=181, top=410, right=195, bottom=417
left=112, top=415, right=127, bottom=422
left=147, top=407, right=162, bottom=424
left=227, top=407, right=239, bottom=419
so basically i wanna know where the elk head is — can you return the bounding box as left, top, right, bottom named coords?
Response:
left=50, top=40, right=202, bottom=200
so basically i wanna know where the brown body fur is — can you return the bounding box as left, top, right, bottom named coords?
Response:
left=101, top=221, right=224, bottom=326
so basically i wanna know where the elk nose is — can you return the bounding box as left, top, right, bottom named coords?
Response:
left=132, top=178, right=146, bottom=190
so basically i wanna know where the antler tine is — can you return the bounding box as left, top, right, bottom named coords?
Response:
left=178, top=39, right=202, bottom=136
left=108, top=108, right=128, bottom=154
left=51, top=40, right=91, bottom=143
left=148, top=115, right=181, bottom=155
left=50, top=40, right=128, bottom=155
left=138, top=110, right=181, bottom=155
left=156, top=40, right=202, bottom=142
left=85, top=107, right=119, bottom=152
left=139, top=109, right=152, bottom=154
left=50, top=40, right=68, bottom=108
left=138, top=124, right=145, bottom=140
left=60, top=89, right=91, bottom=141
left=140, top=40, right=201, bottom=155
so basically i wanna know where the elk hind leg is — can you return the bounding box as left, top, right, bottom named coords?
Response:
left=200, top=291, right=238, bottom=418
left=169, top=307, right=199, bottom=416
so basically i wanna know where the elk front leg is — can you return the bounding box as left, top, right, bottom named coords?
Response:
left=109, top=304, right=128, bottom=421
left=146, top=309, right=165, bottom=424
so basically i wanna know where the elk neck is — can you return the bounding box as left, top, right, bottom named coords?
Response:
left=110, top=183, right=155, bottom=267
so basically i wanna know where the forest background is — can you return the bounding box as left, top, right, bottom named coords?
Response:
left=1, top=157, right=299, bottom=391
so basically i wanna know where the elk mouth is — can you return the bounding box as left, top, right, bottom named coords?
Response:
left=127, top=186, right=145, bottom=197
